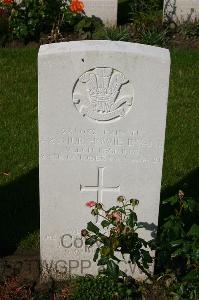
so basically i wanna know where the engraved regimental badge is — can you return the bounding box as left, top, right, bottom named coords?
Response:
left=73, top=67, right=134, bottom=122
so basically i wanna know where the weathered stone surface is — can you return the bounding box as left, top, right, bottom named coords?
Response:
left=164, top=0, right=199, bottom=23
left=38, top=41, right=170, bottom=280
left=83, top=0, right=117, bottom=26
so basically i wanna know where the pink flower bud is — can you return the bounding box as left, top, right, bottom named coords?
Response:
left=112, top=211, right=122, bottom=222
left=86, top=201, right=96, bottom=208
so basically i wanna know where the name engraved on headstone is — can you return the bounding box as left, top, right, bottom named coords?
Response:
left=40, top=127, right=163, bottom=165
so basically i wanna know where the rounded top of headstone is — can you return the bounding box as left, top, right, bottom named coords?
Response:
left=39, top=40, right=170, bottom=63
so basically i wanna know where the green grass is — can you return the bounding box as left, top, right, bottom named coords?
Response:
left=162, top=49, right=199, bottom=192
left=18, top=230, right=39, bottom=250
left=0, top=49, right=39, bottom=255
left=0, top=47, right=198, bottom=253
left=0, top=49, right=38, bottom=185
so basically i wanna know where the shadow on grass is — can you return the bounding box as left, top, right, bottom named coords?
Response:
left=118, top=0, right=131, bottom=25
left=0, top=167, right=198, bottom=257
left=0, top=168, right=39, bottom=257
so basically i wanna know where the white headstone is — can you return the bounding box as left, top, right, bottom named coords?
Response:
left=38, top=41, right=170, bottom=280
left=164, top=0, right=199, bottom=23
left=83, top=0, right=117, bottom=26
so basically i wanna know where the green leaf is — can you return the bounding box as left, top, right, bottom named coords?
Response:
left=187, top=224, right=199, bottom=237
left=93, top=248, right=100, bottom=262
left=140, top=249, right=153, bottom=266
left=126, top=289, right=133, bottom=296
left=111, top=238, right=119, bottom=250
left=183, top=269, right=199, bottom=282
left=107, top=260, right=119, bottom=278
left=117, top=208, right=125, bottom=214
left=170, top=240, right=183, bottom=247
left=172, top=248, right=183, bottom=257
left=130, top=251, right=139, bottom=263
left=126, top=211, right=137, bottom=227
left=100, top=246, right=111, bottom=256
left=85, top=235, right=97, bottom=246
left=162, top=196, right=178, bottom=206
left=112, top=255, right=121, bottom=263
left=87, top=221, right=99, bottom=234
left=97, top=256, right=109, bottom=265
left=183, top=198, right=196, bottom=212
left=139, top=238, right=148, bottom=248
left=106, top=206, right=117, bottom=213
left=101, top=220, right=110, bottom=228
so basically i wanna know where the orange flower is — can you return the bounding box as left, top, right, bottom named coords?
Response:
left=70, top=0, right=84, bottom=13
left=3, top=0, right=14, bottom=4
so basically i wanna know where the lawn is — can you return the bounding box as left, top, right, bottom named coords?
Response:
left=0, top=47, right=198, bottom=255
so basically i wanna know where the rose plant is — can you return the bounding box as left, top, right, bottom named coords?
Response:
left=81, top=196, right=153, bottom=280
left=0, top=0, right=86, bottom=43
left=157, top=190, right=199, bottom=284
left=0, top=0, right=14, bottom=45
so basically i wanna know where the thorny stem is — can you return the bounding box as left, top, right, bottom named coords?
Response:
left=136, top=261, right=153, bottom=279
left=176, top=196, right=184, bottom=217
left=97, top=213, right=110, bottom=221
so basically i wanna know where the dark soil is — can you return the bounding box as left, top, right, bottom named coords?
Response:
left=0, top=249, right=40, bottom=283
left=1, top=33, right=199, bottom=50
left=168, top=34, right=199, bottom=49
left=0, top=249, right=56, bottom=299
left=0, top=249, right=170, bottom=300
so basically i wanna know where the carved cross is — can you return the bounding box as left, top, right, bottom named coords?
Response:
left=80, top=167, right=120, bottom=205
